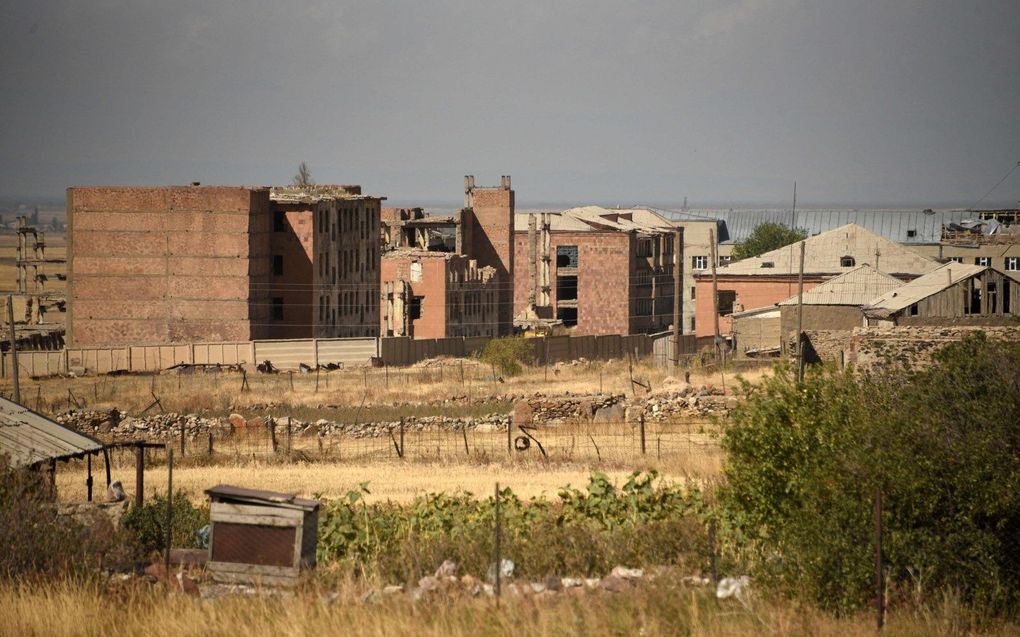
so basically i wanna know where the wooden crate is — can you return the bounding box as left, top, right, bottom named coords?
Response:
left=205, top=484, right=319, bottom=586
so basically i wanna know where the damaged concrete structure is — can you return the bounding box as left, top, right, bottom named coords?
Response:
left=512, top=206, right=681, bottom=335
left=67, top=184, right=383, bottom=347
left=379, top=177, right=508, bottom=338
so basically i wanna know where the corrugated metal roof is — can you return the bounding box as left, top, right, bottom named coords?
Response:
left=713, top=224, right=938, bottom=277
left=863, top=263, right=987, bottom=317
left=513, top=206, right=677, bottom=234
left=0, top=397, right=103, bottom=467
left=663, top=208, right=975, bottom=245
left=777, top=265, right=902, bottom=306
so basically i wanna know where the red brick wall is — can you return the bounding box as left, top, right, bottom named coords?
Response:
left=268, top=202, right=315, bottom=339
left=380, top=255, right=448, bottom=339
left=693, top=276, right=824, bottom=337
left=466, top=187, right=513, bottom=334
left=68, top=186, right=270, bottom=346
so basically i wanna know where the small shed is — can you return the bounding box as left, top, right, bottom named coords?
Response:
left=205, top=484, right=320, bottom=586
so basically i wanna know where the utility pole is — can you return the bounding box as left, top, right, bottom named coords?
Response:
left=7, top=295, right=20, bottom=403
left=709, top=227, right=721, bottom=363
left=796, top=241, right=806, bottom=383
left=672, top=227, right=684, bottom=367
left=791, top=181, right=798, bottom=230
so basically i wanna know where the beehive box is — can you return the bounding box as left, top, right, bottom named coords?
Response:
left=205, top=484, right=319, bottom=586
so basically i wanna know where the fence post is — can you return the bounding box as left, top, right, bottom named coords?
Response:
left=287, top=417, right=293, bottom=456
left=506, top=416, right=513, bottom=455
left=639, top=413, right=646, bottom=455
left=86, top=453, right=93, bottom=502
left=399, top=417, right=405, bottom=458
left=270, top=420, right=278, bottom=453
left=875, top=487, right=885, bottom=631
left=165, top=449, right=173, bottom=587
left=494, top=482, right=502, bottom=600
left=179, top=421, right=185, bottom=458
left=207, top=431, right=214, bottom=455
left=135, top=442, right=144, bottom=507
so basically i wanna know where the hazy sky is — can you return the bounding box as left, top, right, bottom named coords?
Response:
left=1, top=0, right=1018, bottom=208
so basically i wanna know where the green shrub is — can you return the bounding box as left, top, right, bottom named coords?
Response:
left=0, top=454, right=111, bottom=579
left=317, top=471, right=712, bottom=583
left=476, top=336, right=534, bottom=377
left=720, top=334, right=1020, bottom=616
left=121, top=491, right=208, bottom=557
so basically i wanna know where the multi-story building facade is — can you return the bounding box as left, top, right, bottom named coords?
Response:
left=512, top=206, right=681, bottom=336
left=66, top=184, right=382, bottom=347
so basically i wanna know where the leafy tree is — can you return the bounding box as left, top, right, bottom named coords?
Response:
left=292, top=161, right=314, bottom=187
left=721, top=333, right=1020, bottom=615
left=476, top=336, right=534, bottom=377
left=730, top=222, right=806, bottom=261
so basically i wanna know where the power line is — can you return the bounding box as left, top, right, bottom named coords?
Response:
left=970, top=160, right=1020, bottom=210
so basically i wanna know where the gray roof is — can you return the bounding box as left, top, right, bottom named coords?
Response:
left=663, top=208, right=976, bottom=245
left=0, top=397, right=104, bottom=467
left=711, top=223, right=938, bottom=278
left=776, top=265, right=902, bottom=307
left=863, top=262, right=986, bottom=318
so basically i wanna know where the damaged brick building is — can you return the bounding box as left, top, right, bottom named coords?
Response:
left=379, top=176, right=511, bottom=338
left=512, top=206, right=681, bottom=335
left=66, top=184, right=383, bottom=347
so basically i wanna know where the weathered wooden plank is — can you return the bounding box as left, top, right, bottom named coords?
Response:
left=211, top=502, right=304, bottom=521
left=211, top=513, right=299, bottom=528
left=207, top=561, right=300, bottom=577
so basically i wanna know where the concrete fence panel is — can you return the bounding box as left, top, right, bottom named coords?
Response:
left=193, top=342, right=251, bottom=366
left=3, top=351, right=67, bottom=378
left=316, top=338, right=378, bottom=367
left=254, top=340, right=317, bottom=370
left=67, top=347, right=130, bottom=374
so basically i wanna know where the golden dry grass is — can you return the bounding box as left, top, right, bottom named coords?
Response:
left=2, top=578, right=1013, bottom=637
left=55, top=455, right=720, bottom=505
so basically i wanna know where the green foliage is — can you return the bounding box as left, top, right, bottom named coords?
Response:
left=476, top=336, right=534, bottom=377
left=720, top=334, right=1020, bottom=615
left=317, top=471, right=711, bottom=583
left=0, top=455, right=112, bottom=579
left=122, top=491, right=208, bottom=557
left=730, top=222, right=807, bottom=261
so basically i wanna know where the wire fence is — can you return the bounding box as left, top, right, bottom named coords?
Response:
left=90, top=418, right=723, bottom=471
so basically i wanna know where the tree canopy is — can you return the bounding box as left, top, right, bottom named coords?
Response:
left=730, top=222, right=807, bottom=261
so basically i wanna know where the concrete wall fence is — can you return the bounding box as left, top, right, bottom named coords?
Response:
left=1, top=333, right=672, bottom=378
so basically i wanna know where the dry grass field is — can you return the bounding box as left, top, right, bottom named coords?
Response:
left=41, top=358, right=741, bottom=504
left=2, top=577, right=1010, bottom=637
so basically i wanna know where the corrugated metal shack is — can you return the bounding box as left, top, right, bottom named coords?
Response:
left=205, top=484, right=320, bottom=586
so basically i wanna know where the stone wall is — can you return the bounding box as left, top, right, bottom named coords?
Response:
left=851, top=325, right=1020, bottom=373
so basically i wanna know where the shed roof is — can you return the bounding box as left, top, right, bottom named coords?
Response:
left=863, top=262, right=987, bottom=318
left=777, top=265, right=902, bottom=307
left=0, top=397, right=104, bottom=467
left=710, top=224, right=937, bottom=278
left=206, top=484, right=320, bottom=511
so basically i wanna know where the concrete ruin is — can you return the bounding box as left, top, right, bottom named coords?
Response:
left=512, top=206, right=681, bottom=335
left=379, top=177, right=510, bottom=339
left=67, top=184, right=383, bottom=347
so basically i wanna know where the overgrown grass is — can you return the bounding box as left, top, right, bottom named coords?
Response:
left=1, top=576, right=1015, bottom=637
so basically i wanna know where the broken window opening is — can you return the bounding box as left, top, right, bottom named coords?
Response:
left=272, top=255, right=284, bottom=276
left=409, top=296, right=423, bottom=321
left=556, top=307, right=578, bottom=327
left=840, top=256, right=856, bottom=267
left=556, top=245, right=579, bottom=268
left=271, top=297, right=284, bottom=321
left=274, top=211, right=287, bottom=232
left=556, top=275, right=578, bottom=301
left=717, top=290, right=737, bottom=316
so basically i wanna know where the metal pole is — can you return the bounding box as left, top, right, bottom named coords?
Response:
left=7, top=295, right=20, bottom=403
left=135, top=442, right=144, bottom=507
left=507, top=416, right=513, bottom=455
left=796, top=241, right=806, bottom=383
left=875, top=487, right=885, bottom=631
left=179, top=422, right=185, bottom=458
left=494, top=482, right=501, bottom=600
left=673, top=227, right=683, bottom=367
left=639, top=413, right=646, bottom=455
left=399, top=417, right=405, bottom=458
left=86, top=453, right=93, bottom=502
left=165, top=449, right=173, bottom=586
left=709, top=228, right=721, bottom=363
